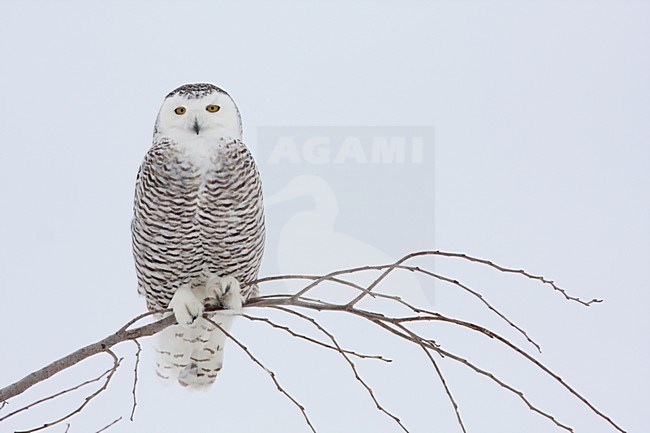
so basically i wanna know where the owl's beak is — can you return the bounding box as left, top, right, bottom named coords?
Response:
left=192, top=118, right=201, bottom=135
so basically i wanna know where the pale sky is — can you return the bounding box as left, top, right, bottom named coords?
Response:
left=0, top=2, right=648, bottom=433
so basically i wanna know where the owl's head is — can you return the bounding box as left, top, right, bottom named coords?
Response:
left=154, top=83, right=243, bottom=141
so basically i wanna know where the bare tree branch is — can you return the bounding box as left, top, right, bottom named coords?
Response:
left=256, top=268, right=541, bottom=352
left=0, top=250, right=625, bottom=433
left=0, top=315, right=173, bottom=404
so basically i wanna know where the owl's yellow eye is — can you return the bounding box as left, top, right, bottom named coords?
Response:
left=206, top=104, right=220, bottom=113
left=174, top=107, right=186, bottom=115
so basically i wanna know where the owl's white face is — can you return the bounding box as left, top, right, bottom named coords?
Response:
left=155, top=89, right=242, bottom=142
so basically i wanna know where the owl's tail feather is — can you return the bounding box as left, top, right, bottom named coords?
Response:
left=155, top=316, right=230, bottom=390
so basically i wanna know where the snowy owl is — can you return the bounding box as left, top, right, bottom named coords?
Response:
left=131, top=83, right=265, bottom=389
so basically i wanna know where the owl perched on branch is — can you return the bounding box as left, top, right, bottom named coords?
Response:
left=132, top=83, right=265, bottom=389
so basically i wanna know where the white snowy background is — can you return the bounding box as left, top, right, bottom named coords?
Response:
left=0, top=1, right=648, bottom=433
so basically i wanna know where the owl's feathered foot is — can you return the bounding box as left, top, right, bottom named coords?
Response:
left=205, top=275, right=244, bottom=310
left=169, top=283, right=204, bottom=326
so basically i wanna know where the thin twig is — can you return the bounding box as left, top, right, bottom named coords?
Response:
left=130, top=340, right=142, bottom=421
left=242, top=313, right=391, bottom=362
left=16, top=351, right=122, bottom=433
left=362, top=313, right=575, bottom=432
left=204, top=317, right=317, bottom=433
left=423, top=347, right=466, bottom=433
left=436, top=344, right=574, bottom=432
left=427, top=250, right=602, bottom=306
left=118, top=310, right=162, bottom=333
left=95, top=416, right=122, bottom=433
left=395, top=310, right=623, bottom=432
left=394, top=322, right=467, bottom=433
left=0, top=367, right=114, bottom=422
left=272, top=306, right=409, bottom=433
left=407, top=265, right=541, bottom=352
left=252, top=274, right=378, bottom=299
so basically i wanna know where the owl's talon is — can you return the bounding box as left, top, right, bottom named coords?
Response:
left=206, top=275, right=243, bottom=310
left=170, top=284, right=204, bottom=327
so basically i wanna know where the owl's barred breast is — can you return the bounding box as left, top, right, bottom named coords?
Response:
left=132, top=137, right=265, bottom=311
